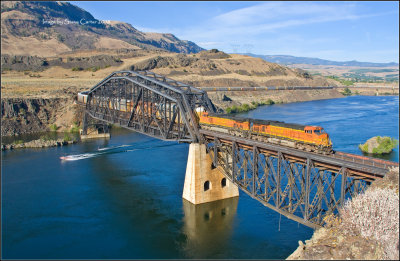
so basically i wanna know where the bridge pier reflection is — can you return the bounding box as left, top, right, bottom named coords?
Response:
left=182, top=197, right=238, bottom=258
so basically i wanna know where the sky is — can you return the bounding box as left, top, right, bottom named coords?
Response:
left=71, top=1, right=399, bottom=63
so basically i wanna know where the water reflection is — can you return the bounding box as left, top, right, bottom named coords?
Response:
left=182, top=197, right=238, bottom=259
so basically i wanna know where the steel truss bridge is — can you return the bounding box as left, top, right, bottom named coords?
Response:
left=80, top=70, right=398, bottom=229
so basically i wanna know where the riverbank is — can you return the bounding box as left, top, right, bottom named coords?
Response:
left=1, top=137, right=77, bottom=151
left=336, top=86, right=399, bottom=96
left=208, top=88, right=344, bottom=111
left=287, top=167, right=399, bottom=260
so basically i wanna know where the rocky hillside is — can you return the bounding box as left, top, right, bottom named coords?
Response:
left=1, top=98, right=68, bottom=136
left=1, top=1, right=203, bottom=57
left=1, top=49, right=340, bottom=99
left=132, top=50, right=339, bottom=88
left=287, top=167, right=399, bottom=260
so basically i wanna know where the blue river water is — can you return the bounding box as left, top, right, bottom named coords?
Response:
left=2, top=95, right=398, bottom=259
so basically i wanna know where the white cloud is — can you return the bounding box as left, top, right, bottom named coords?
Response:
left=212, top=1, right=356, bottom=27
left=183, top=2, right=395, bottom=40
left=130, top=2, right=397, bottom=62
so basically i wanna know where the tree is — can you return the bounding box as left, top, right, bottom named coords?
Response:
left=342, top=87, right=352, bottom=96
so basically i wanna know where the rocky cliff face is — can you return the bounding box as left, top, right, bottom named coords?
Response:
left=1, top=54, right=123, bottom=72
left=1, top=98, right=71, bottom=136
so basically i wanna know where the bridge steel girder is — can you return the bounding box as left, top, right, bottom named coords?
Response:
left=83, top=71, right=215, bottom=143
left=80, top=70, right=396, bottom=229
left=201, top=129, right=381, bottom=229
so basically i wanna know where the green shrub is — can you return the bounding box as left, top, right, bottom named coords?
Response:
left=49, top=124, right=58, bottom=132
left=241, top=103, right=250, bottom=111
left=63, top=133, right=71, bottom=142
left=40, top=135, right=51, bottom=141
left=373, top=137, right=398, bottom=154
left=265, top=99, right=275, bottom=105
left=359, top=143, right=369, bottom=153
left=72, top=67, right=83, bottom=71
left=229, top=105, right=239, bottom=113
left=13, top=139, right=24, bottom=145
left=70, top=124, right=80, bottom=133
left=341, top=80, right=354, bottom=86
left=359, top=136, right=398, bottom=154
left=342, top=87, right=352, bottom=96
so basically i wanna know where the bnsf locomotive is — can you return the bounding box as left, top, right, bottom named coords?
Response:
left=199, top=112, right=333, bottom=154
left=78, top=92, right=333, bottom=154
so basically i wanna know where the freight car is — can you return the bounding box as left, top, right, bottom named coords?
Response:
left=199, top=112, right=333, bottom=154
left=77, top=92, right=184, bottom=124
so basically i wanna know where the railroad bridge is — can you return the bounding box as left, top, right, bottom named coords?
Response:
left=78, top=70, right=398, bottom=229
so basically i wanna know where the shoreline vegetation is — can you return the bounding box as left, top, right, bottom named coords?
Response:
left=338, top=87, right=398, bottom=96
left=341, top=87, right=359, bottom=96
left=225, top=99, right=278, bottom=114
left=1, top=137, right=77, bottom=151
left=359, top=136, right=398, bottom=154
left=1, top=125, right=80, bottom=151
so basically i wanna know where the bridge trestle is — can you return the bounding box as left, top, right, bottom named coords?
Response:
left=202, top=130, right=371, bottom=228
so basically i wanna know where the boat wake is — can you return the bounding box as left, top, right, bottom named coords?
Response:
left=97, top=144, right=131, bottom=151
left=60, top=153, right=97, bottom=161
left=60, top=142, right=181, bottom=161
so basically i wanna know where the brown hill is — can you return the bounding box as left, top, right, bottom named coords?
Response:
left=1, top=49, right=338, bottom=99
left=126, top=50, right=337, bottom=87
left=1, top=1, right=203, bottom=57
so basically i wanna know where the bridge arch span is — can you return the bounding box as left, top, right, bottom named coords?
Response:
left=81, top=70, right=215, bottom=143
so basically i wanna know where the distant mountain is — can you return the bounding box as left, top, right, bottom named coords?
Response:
left=241, top=53, right=398, bottom=67
left=1, top=1, right=204, bottom=57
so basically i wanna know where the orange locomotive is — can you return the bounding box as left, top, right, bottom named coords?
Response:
left=199, top=112, right=333, bottom=154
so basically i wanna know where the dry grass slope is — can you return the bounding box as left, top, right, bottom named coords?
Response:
left=1, top=49, right=337, bottom=99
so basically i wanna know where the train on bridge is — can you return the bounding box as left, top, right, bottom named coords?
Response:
left=199, top=112, right=333, bottom=154
left=78, top=92, right=333, bottom=154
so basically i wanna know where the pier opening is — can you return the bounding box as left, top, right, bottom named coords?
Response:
left=204, top=181, right=210, bottom=191
left=221, top=178, right=227, bottom=188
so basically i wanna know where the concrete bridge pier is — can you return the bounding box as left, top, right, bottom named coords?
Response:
left=183, top=143, right=239, bottom=204
left=80, top=112, right=110, bottom=140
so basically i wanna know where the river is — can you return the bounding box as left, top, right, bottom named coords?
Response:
left=2, top=95, right=398, bottom=259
